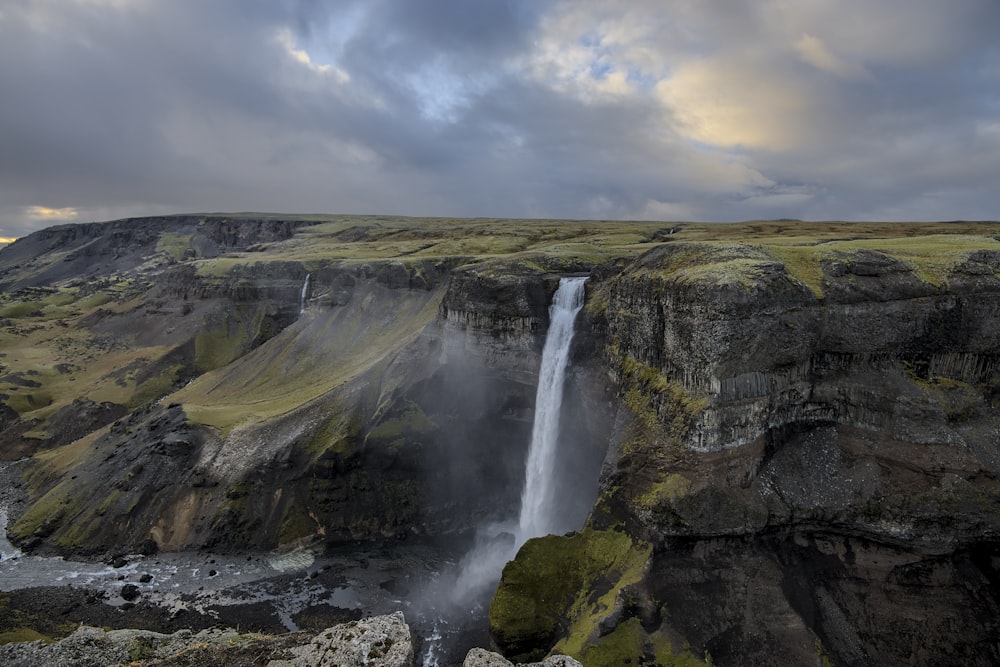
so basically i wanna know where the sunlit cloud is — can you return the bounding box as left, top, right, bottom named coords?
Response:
left=24, top=206, right=79, bottom=220
left=656, top=57, right=813, bottom=151
left=0, top=237, right=16, bottom=245
left=794, top=33, right=872, bottom=80
left=275, top=27, right=349, bottom=83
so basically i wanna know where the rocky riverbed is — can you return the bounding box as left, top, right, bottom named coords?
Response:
left=2, top=455, right=512, bottom=666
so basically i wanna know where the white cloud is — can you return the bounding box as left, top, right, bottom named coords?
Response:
left=655, top=56, right=814, bottom=151
left=275, top=27, right=349, bottom=83
left=793, top=33, right=872, bottom=80
left=638, top=199, right=697, bottom=222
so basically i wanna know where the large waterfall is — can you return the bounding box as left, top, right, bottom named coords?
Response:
left=517, top=276, right=587, bottom=540
left=417, top=276, right=589, bottom=666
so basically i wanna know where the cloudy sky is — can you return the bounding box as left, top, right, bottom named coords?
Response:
left=1, top=0, right=998, bottom=241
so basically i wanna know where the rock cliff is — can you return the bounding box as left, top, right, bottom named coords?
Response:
left=493, top=235, right=1000, bottom=665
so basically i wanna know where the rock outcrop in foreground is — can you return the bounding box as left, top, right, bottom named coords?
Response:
left=0, top=611, right=582, bottom=667
left=0, top=612, right=414, bottom=667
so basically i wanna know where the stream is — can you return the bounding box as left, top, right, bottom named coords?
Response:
left=0, top=463, right=484, bottom=666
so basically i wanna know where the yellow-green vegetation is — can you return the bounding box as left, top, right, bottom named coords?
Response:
left=650, top=628, right=714, bottom=667
left=21, top=431, right=101, bottom=493
left=7, top=216, right=991, bottom=435
left=639, top=242, right=777, bottom=291
left=8, top=482, right=78, bottom=542
left=614, top=222, right=1000, bottom=298
left=617, top=354, right=708, bottom=454
left=489, top=527, right=651, bottom=663
left=364, top=402, right=436, bottom=450
left=579, top=618, right=711, bottom=667
left=635, top=473, right=693, bottom=508
left=193, top=307, right=267, bottom=371
left=303, top=411, right=359, bottom=459
left=0, top=627, right=55, bottom=645
left=189, top=215, right=678, bottom=275
left=815, top=637, right=837, bottom=667
left=176, top=282, right=445, bottom=432
left=0, top=274, right=178, bottom=436
left=156, top=231, right=192, bottom=261
left=906, top=372, right=981, bottom=422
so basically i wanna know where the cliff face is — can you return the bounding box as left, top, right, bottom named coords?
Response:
left=493, top=240, right=1000, bottom=665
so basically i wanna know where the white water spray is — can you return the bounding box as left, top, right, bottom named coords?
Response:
left=299, top=273, right=310, bottom=314
left=517, top=276, right=587, bottom=540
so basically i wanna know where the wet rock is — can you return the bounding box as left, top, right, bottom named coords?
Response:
left=137, top=539, right=158, bottom=556
left=120, top=584, right=140, bottom=601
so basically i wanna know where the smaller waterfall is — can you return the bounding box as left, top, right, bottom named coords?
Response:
left=517, top=276, right=587, bottom=540
left=299, top=273, right=310, bottom=314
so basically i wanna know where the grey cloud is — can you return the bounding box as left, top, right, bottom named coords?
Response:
left=1, top=0, right=997, bottom=240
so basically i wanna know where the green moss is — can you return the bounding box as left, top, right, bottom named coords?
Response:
left=815, top=638, right=836, bottom=667
left=76, top=291, right=111, bottom=310
left=617, top=355, right=708, bottom=454
left=194, top=324, right=245, bottom=372
left=304, top=412, right=359, bottom=459
left=364, top=403, right=436, bottom=450
left=0, top=628, right=55, bottom=645
left=579, top=619, right=711, bottom=666
left=650, top=629, right=713, bottom=666
left=0, top=302, right=41, bottom=318
left=5, top=390, right=53, bottom=415
left=904, top=366, right=981, bottom=422
left=671, top=257, right=774, bottom=290
left=579, top=617, right=646, bottom=667
left=764, top=244, right=830, bottom=297
left=178, top=280, right=445, bottom=432
left=156, top=232, right=192, bottom=261
left=635, top=474, right=693, bottom=509
left=490, top=528, right=651, bottom=663
left=8, top=482, right=80, bottom=541
left=128, top=364, right=184, bottom=409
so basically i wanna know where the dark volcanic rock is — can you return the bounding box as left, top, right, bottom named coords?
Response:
left=492, top=244, right=1000, bottom=665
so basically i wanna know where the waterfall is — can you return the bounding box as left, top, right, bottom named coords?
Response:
left=414, top=276, right=589, bottom=664
left=445, top=276, right=588, bottom=599
left=517, top=276, right=587, bottom=541
left=299, top=273, right=310, bottom=314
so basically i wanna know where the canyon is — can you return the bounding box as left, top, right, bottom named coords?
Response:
left=1, top=215, right=998, bottom=665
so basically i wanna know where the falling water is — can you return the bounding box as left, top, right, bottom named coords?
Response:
left=517, top=276, right=587, bottom=540
left=416, top=276, right=588, bottom=665
left=299, top=273, right=310, bottom=314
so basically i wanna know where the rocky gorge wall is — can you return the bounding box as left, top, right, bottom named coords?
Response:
left=3, top=242, right=611, bottom=557
left=492, top=242, right=1000, bottom=665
